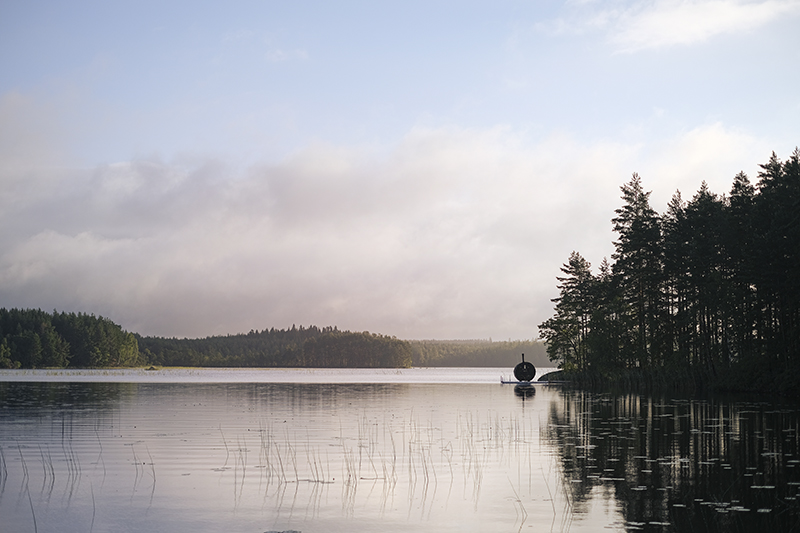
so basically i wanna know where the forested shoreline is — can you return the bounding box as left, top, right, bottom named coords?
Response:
left=138, top=331, right=547, bottom=368
left=539, top=149, right=800, bottom=393
left=409, top=339, right=548, bottom=367
left=1, top=308, right=541, bottom=369
left=0, top=313, right=415, bottom=369
left=0, top=308, right=142, bottom=369
left=137, top=326, right=413, bottom=368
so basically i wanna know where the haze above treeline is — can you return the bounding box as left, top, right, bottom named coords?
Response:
left=0, top=308, right=548, bottom=370
left=3, top=2, right=798, bottom=344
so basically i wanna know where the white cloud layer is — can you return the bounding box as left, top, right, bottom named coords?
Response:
left=0, top=95, right=777, bottom=340
left=550, top=0, right=800, bottom=52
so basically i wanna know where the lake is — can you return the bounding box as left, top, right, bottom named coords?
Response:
left=1, top=368, right=799, bottom=532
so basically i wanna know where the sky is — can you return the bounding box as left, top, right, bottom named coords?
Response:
left=1, top=0, right=799, bottom=340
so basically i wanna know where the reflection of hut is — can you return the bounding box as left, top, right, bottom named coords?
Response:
left=514, top=384, right=536, bottom=398
left=513, top=353, right=536, bottom=382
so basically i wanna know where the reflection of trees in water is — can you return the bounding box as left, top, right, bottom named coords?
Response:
left=546, top=390, right=800, bottom=532
left=0, top=381, right=127, bottom=411
left=0, top=382, right=131, bottom=515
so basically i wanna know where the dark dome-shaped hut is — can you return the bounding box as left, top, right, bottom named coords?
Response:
left=513, top=353, right=536, bottom=382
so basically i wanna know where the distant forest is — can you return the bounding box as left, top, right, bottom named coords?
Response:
left=0, top=309, right=539, bottom=369
left=539, top=149, right=800, bottom=392
left=138, top=326, right=412, bottom=368
left=140, top=330, right=545, bottom=369
left=409, top=339, right=548, bottom=367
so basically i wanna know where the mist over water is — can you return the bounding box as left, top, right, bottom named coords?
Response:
left=1, top=369, right=798, bottom=532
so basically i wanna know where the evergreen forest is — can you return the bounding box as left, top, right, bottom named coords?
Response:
left=0, top=308, right=142, bottom=369
left=538, top=149, right=800, bottom=393
left=0, top=308, right=539, bottom=370
left=409, top=339, right=548, bottom=367
left=137, top=326, right=413, bottom=368
left=0, top=313, right=415, bottom=369
left=139, top=331, right=544, bottom=368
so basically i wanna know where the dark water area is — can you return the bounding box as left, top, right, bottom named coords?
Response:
left=550, top=390, right=800, bottom=532
left=1, top=370, right=799, bottom=532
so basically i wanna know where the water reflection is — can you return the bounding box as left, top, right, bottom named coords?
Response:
left=0, top=380, right=570, bottom=533
left=0, top=381, right=125, bottom=410
left=3, top=378, right=798, bottom=532
left=513, top=384, right=536, bottom=399
left=546, top=389, right=800, bottom=532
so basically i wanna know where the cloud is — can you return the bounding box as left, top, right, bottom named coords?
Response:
left=641, top=122, right=771, bottom=205
left=612, top=0, right=800, bottom=51
left=543, top=0, right=800, bottom=52
left=0, top=117, right=626, bottom=339
left=0, top=94, right=778, bottom=340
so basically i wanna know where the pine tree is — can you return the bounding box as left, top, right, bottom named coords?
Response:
left=611, top=174, right=665, bottom=367
left=752, top=149, right=800, bottom=366
left=682, top=182, right=729, bottom=375
left=662, top=190, right=691, bottom=367
left=538, top=251, right=595, bottom=370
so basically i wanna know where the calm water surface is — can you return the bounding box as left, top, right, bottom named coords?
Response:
left=1, top=368, right=799, bottom=532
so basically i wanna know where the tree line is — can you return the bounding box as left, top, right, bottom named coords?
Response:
left=2, top=308, right=548, bottom=370
left=137, top=325, right=412, bottom=368
left=538, top=149, right=800, bottom=392
left=409, top=339, right=548, bottom=367
left=0, top=314, right=414, bottom=369
left=0, top=308, right=142, bottom=368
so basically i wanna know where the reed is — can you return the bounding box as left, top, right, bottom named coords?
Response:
left=0, top=445, right=8, bottom=496
left=146, top=445, right=156, bottom=506
left=1, top=400, right=568, bottom=531
left=219, top=426, right=230, bottom=470
left=18, top=445, right=37, bottom=533
left=508, top=478, right=528, bottom=530
left=89, top=482, right=96, bottom=533
left=38, top=444, right=55, bottom=496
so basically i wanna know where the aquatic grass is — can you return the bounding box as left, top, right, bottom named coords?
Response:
left=145, top=445, right=156, bottom=507
left=38, top=444, right=55, bottom=498
left=219, top=426, right=230, bottom=471
left=243, top=411, right=540, bottom=522
left=0, top=382, right=690, bottom=530
left=5, top=377, right=799, bottom=532
left=0, top=445, right=7, bottom=500
left=17, top=445, right=37, bottom=533
left=272, top=433, right=287, bottom=484
left=89, top=482, right=96, bottom=533
left=60, top=419, right=82, bottom=504
left=508, top=478, right=528, bottom=531
left=26, top=482, right=38, bottom=533
left=93, top=427, right=106, bottom=486
left=17, top=443, right=30, bottom=489
left=0, top=402, right=576, bottom=532
left=129, top=444, right=141, bottom=500
left=285, top=433, right=299, bottom=483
